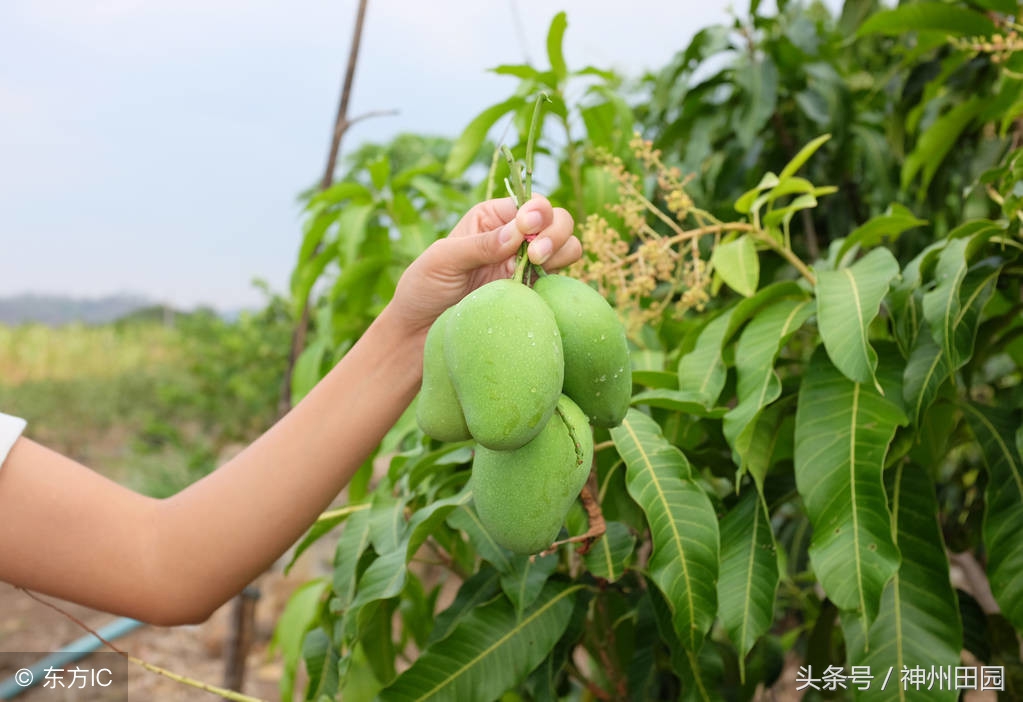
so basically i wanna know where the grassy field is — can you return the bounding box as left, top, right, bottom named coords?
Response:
left=1, top=320, right=224, bottom=495
left=0, top=303, right=291, bottom=496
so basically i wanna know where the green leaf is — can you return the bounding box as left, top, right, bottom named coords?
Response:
left=290, top=338, right=328, bottom=406
left=647, top=585, right=724, bottom=701
left=962, top=404, right=1023, bottom=631
left=286, top=503, right=369, bottom=575
left=378, top=582, right=580, bottom=702
left=733, top=55, right=778, bottom=148
left=582, top=521, right=636, bottom=582
left=489, top=64, right=544, bottom=81
left=447, top=503, right=514, bottom=573
left=794, top=350, right=905, bottom=640
left=407, top=442, right=473, bottom=489
left=837, top=204, right=927, bottom=262
left=368, top=155, right=390, bottom=190
left=296, top=205, right=334, bottom=267
left=406, top=489, right=473, bottom=557
left=302, top=628, right=340, bottom=701
left=902, top=334, right=951, bottom=427
left=777, top=134, right=831, bottom=182
left=291, top=240, right=338, bottom=317
left=677, top=282, right=806, bottom=406
left=717, top=490, right=778, bottom=679
left=311, top=180, right=372, bottom=207
left=428, top=567, right=502, bottom=645
left=735, top=172, right=780, bottom=214
left=762, top=193, right=819, bottom=228
left=445, top=97, right=524, bottom=178
left=630, top=389, right=729, bottom=417
left=890, top=240, right=948, bottom=357
left=611, top=410, right=719, bottom=651
left=972, top=0, right=1017, bottom=11
left=269, top=578, right=328, bottom=701
left=360, top=599, right=398, bottom=685
left=347, top=491, right=474, bottom=632
left=857, top=2, right=996, bottom=37
left=710, top=235, right=759, bottom=297
left=922, top=238, right=1002, bottom=373
left=744, top=399, right=793, bottom=494
left=350, top=548, right=408, bottom=610
left=815, top=247, right=900, bottom=392
left=632, top=370, right=678, bottom=390
left=369, top=491, right=406, bottom=555
left=500, top=552, right=559, bottom=617
left=902, top=97, right=984, bottom=194
left=677, top=312, right=731, bottom=407
left=332, top=507, right=374, bottom=610
left=337, top=203, right=376, bottom=266
left=723, top=297, right=813, bottom=474
left=842, top=461, right=962, bottom=702
left=409, top=175, right=447, bottom=206
left=546, top=12, right=568, bottom=82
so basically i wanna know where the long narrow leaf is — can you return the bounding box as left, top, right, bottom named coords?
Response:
left=379, top=582, right=579, bottom=702
left=963, top=403, right=1023, bottom=631
left=794, top=351, right=905, bottom=642
left=717, top=490, right=778, bottom=679
left=921, top=238, right=1001, bottom=373
left=843, top=462, right=961, bottom=701
left=723, top=296, right=813, bottom=474
left=546, top=12, right=568, bottom=81
left=582, top=521, right=636, bottom=583
left=815, top=247, right=899, bottom=392
left=857, top=2, right=996, bottom=37
left=444, top=97, right=524, bottom=178
left=611, top=410, right=719, bottom=651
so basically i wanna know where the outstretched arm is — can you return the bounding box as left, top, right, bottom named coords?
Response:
left=0, top=196, right=578, bottom=626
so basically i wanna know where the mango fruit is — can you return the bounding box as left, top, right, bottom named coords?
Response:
left=472, top=394, right=593, bottom=554
left=416, top=307, right=471, bottom=442
left=533, top=275, right=631, bottom=427
left=445, top=279, right=564, bottom=450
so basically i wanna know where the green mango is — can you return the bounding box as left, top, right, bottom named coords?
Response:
left=472, top=394, right=593, bottom=554
left=445, top=279, right=564, bottom=450
left=416, top=307, right=470, bottom=442
left=533, top=274, right=632, bottom=427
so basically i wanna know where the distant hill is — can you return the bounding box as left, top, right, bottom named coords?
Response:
left=0, top=293, right=160, bottom=325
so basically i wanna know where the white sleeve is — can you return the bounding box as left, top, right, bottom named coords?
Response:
left=0, top=412, right=27, bottom=470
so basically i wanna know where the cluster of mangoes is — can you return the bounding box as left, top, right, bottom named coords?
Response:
left=417, top=274, right=631, bottom=554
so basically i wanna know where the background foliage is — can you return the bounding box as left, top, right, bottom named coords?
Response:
left=279, top=1, right=1023, bottom=699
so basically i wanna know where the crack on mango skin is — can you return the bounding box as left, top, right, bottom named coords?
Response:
left=471, top=395, right=593, bottom=555
left=555, top=404, right=586, bottom=467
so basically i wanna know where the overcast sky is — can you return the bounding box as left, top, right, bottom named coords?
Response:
left=1, top=0, right=779, bottom=310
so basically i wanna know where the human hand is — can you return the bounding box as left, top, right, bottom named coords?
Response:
left=389, top=195, right=580, bottom=339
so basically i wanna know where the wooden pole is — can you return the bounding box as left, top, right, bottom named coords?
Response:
left=277, top=0, right=372, bottom=418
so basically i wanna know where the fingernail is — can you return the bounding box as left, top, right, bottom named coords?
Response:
left=522, top=210, right=543, bottom=233
left=529, top=237, right=553, bottom=264
left=499, top=221, right=518, bottom=245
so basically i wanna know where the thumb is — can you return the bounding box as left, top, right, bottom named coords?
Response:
left=437, top=220, right=524, bottom=272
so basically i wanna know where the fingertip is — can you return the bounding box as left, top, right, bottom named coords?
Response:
left=517, top=197, right=553, bottom=234
left=498, top=219, right=523, bottom=247
left=527, top=236, right=554, bottom=265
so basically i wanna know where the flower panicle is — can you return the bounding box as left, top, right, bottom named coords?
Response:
left=572, top=133, right=721, bottom=335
